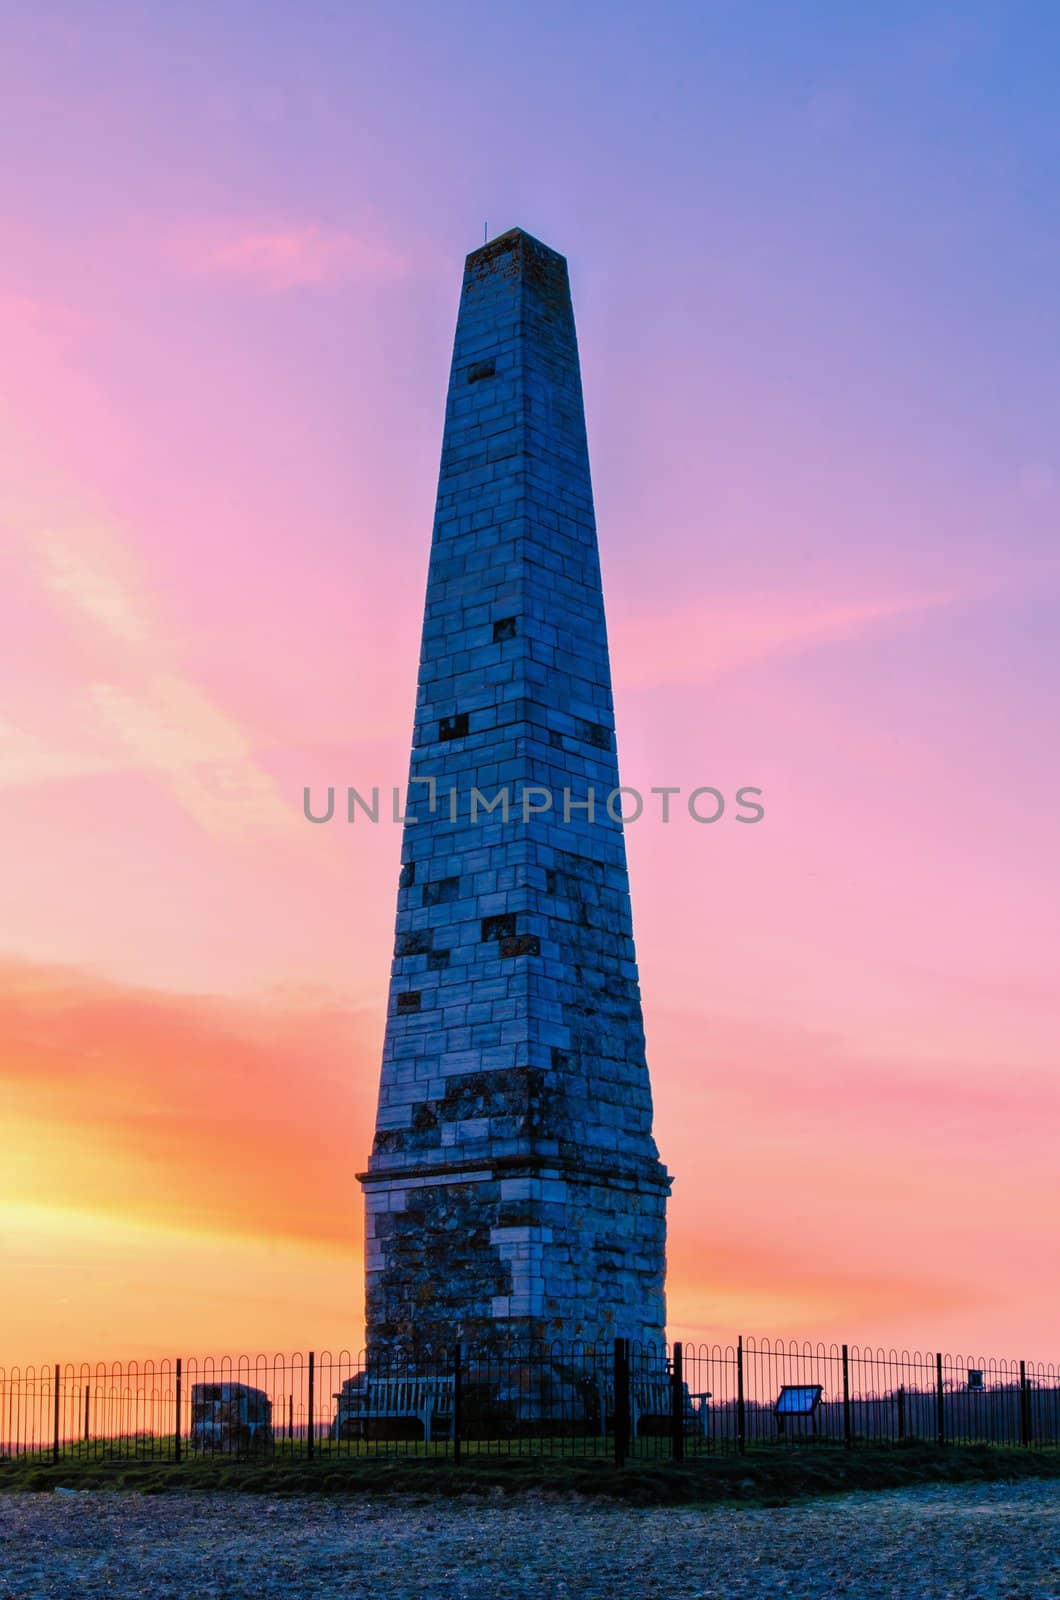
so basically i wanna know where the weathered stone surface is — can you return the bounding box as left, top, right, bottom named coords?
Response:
left=359, top=228, right=671, bottom=1359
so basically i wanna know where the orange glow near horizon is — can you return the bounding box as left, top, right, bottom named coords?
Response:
left=3, top=956, right=1056, bottom=1367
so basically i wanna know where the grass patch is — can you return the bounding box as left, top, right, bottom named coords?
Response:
left=1, top=1443, right=1058, bottom=1505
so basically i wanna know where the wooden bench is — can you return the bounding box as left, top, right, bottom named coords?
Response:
left=594, top=1374, right=710, bottom=1437
left=332, top=1375, right=455, bottom=1442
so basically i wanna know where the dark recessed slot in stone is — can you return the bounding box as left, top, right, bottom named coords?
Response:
left=422, top=875, right=460, bottom=907
left=467, top=358, right=496, bottom=383
left=551, top=1048, right=571, bottom=1071
left=373, top=1129, right=405, bottom=1154
left=395, top=930, right=433, bottom=957
left=396, top=991, right=421, bottom=1012
left=439, top=712, right=469, bottom=742
left=481, top=913, right=517, bottom=943
left=399, top=861, right=416, bottom=888
left=576, top=718, right=612, bottom=750
left=500, top=934, right=540, bottom=959
left=427, top=949, right=450, bottom=971
left=492, top=616, right=516, bottom=642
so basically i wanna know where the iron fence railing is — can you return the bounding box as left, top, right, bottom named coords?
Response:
left=1, top=1337, right=1056, bottom=1466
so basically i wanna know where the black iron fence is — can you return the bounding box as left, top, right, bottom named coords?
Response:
left=1, top=1338, right=1056, bottom=1467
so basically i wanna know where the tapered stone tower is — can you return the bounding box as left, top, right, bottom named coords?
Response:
left=359, top=228, right=670, bottom=1358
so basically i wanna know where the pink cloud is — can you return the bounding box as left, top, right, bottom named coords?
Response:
left=0, top=289, right=93, bottom=348
left=611, top=589, right=956, bottom=691
left=167, top=218, right=410, bottom=290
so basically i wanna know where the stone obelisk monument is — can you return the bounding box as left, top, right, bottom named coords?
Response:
left=359, top=228, right=670, bottom=1358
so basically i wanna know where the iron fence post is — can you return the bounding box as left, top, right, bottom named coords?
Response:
left=288, top=1393, right=294, bottom=1442
left=614, top=1338, right=630, bottom=1468
left=83, top=1385, right=90, bottom=1445
left=842, top=1345, right=852, bottom=1448
left=173, top=1358, right=182, bottom=1462
left=736, top=1336, right=746, bottom=1455
left=936, top=1353, right=945, bottom=1447
left=453, top=1344, right=463, bottom=1464
left=671, top=1342, right=684, bottom=1463
left=1019, top=1360, right=1032, bottom=1448
left=307, top=1352, right=315, bottom=1459
left=896, top=1384, right=905, bottom=1441
left=52, top=1364, right=60, bottom=1465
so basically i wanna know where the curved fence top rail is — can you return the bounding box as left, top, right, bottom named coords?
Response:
left=1, top=1334, right=1055, bottom=1384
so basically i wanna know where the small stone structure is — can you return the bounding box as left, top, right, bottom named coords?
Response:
left=190, top=1382, right=273, bottom=1452
left=358, top=229, right=671, bottom=1362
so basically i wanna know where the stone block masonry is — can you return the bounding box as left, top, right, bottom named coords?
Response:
left=358, top=228, right=671, bottom=1359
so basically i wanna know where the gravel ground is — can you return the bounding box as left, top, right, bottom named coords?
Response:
left=0, top=1480, right=1057, bottom=1599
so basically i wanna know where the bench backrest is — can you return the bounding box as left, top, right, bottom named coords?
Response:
left=597, top=1373, right=702, bottom=1417
left=365, top=1376, right=455, bottom=1412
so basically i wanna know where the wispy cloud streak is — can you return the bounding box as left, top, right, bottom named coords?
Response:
left=165, top=217, right=411, bottom=290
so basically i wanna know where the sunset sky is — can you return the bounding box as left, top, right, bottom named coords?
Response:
left=2, top=2, right=1057, bottom=1367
